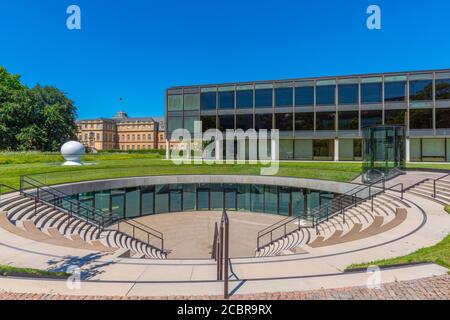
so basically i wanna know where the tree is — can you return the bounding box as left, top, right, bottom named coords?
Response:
left=0, top=66, right=77, bottom=151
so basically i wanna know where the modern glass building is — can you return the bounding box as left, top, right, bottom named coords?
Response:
left=165, top=69, right=450, bottom=162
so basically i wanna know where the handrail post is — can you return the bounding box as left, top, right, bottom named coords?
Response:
left=218, top=222, right=223, bottom=281
left=223, top=213, right=229, bottom=300
left=371, top=195, right=374, bottom=212
left=434, top=180, right=436, bottom=198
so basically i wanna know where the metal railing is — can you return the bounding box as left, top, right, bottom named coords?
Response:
left=20, top=175, right=165, bottom=252
left=256, top=176, right=387, bottom=251
left=20, top=176, right=117, bottom=230
left=116, top=219, right=164, bottom=252
left=0, top=184, right=20, bottom=206
left=213, top=210, right=230, bottom=299
left=404, top=172, right=450, bottom=198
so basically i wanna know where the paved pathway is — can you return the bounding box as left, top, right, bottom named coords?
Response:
left=0, top=275, right=448, bottom=300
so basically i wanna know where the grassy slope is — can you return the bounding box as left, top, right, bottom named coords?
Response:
left=347, top=207, right=450, bottom=270
left=0, top=156, right=362, bottom=189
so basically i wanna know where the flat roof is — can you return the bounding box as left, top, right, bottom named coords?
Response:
left=167, top=68, right=450, bottom=91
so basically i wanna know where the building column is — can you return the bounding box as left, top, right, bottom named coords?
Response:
left=405, top=138, right=410, bottom=162
left=165, top=140, right=170, bottom=160
left=334, top=138, right=339, bottom=162
left=215, top=139, right=222, bottom=161
left=271, top=138, right=278, bottom=161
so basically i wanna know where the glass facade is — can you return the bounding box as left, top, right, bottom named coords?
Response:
left=255, top=89, right=273, bottom=108
left=295, top=86, right=314, bottom=106
left=316, top=112, right=336, bottom=131
left=168, top=70, right=450, bottom=162
left=338, top=84, right=358, bottom=105
left=219, top=91, right=235, bottom=109
left=64, top=184, right=338, bottom=218
left=338, top=111, right=359, bottom=130
left=275, top=113, right=293, bottom=131
left=201, top=92, right=217, bottom=110
left=255, top=114, right=273, bottom=130
left=275, top=88, right=293, bottom=107
left=385, top=81, right=406, bottom=102
left=313, top=140, right=334, bottom=161
left=316, top=85, right=335, bottom=106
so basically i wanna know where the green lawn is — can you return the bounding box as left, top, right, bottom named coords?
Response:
left=346, top=234, right=450, bottom=270
left=0, top=154, right=363, bottom=190
left=0, top=265, right=69, bottom=278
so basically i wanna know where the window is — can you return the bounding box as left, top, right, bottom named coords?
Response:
left=184, top=116, right=199, bottom=133
left=338, top=84, right=358, bottom=105
left=200, top=116, right=216, bottom=132
left=275, top=88, right=293, bottom=107
left=295, top=86, right=314, bottom=106
left=338, top=111, right=359, bottom=130
left=275, top=113, right=293, bottom=131
left=255, top=114, right=272, bottom=130
left=255, top=89, right=273, bottom=108
left=436, top=79, right=450, bottom=100
left=219, top=91, right=235, bottom=109
left=316, top=85, right=335, bottom=106
left=385, top=81, right=406, bottom=102
left=137, top=134, right=140, bottom=141
left=361, top=82, right=382, bottom=104
left=167, top=116, right=183, bottom=135
left=218, top=115, right=234, bottom=131
left=384, top=109, right=406, bottom=125
left=279, top=140, right=294, bottom=160
left=313, top=140, right=334, bottom=160
left=168, top=95, right=183, bottom=111
left=410, top=80, right=433, bottom=101
left=361, top=110, right=382, bottom=128
left=236, top=114, right=253, bottom=131
left=184, top=93, right=200, bottom=111
left=236, top=90, right=253, bottom=109
left=295, top=113, right=314, bottom=131
left=436, top=108, right=450, bottom=128
left=410, top=109, right=433, bottom=129
left=200, top=92, right=217, bottom=110
left=316, top=112, right=336, bottom=130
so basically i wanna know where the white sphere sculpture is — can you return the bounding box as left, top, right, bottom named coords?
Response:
left=61, top=141, right=85, bottom=166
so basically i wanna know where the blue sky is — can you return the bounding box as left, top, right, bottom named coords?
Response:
left=1, top=0, right=449, bottom=119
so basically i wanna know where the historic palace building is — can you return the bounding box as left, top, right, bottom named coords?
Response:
left=76, top=111, right=165, bottom=151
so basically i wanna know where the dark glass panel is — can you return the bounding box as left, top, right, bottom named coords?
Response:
left=361, top=82, right=382, bottom=103
left=275, top=87, right=293, bottom=107
left=410, top=80, right=433, bottom=101
left=200, top=116, right=216, bottom=132
left=218, top=115, right=235, bottom=131
left=316, top=85, right=335, bottom=106
left=410, top=109, right=433, bottom=129
left=255, top=89, right=273, bottom=108
left=436, top=79, right=450, bottom=100
left=361, top=110, right=382, bottom=128
left=384, top=109, right=406, bottom=125
left=255, top=114, right=273, bottom=130
left=155, top=185, right=169, bottom=214
left=338, top=84, right=358, bottom=105
left=385, top=81, right=406, bottom=102
left=295, top=86, right=314, bottom=106
left=294, top=113, right=314, bottom=131
left=338, top=111, right=359, bottom=130
left=167, top=116, right=183, bottom=135
left=316, top=112, right=336, bottom=130
left=436, top=108, right=450, bottom=128
left=200, top=92, right=217, bottom=110
left=219, top=91, right=235, bottom=109
left=141, top=186, right=154, bottom=215
left=236, top=114, right=253, bottom=131
left=275, top=113, right=293, bottom=131
left=354, top=139, right=362, bottom=160
left=313, top=140, right=334, bottom=160
left=236, top=90, right=253, bottom=109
